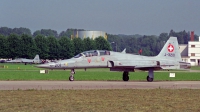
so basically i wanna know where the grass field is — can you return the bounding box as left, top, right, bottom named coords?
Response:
left=0, top=63, right=200, bottom=111
left=190, top=66, right=200, bottom=70
left=0, top=89, right=200, bottom=112
left=0, top=63, right=200, bottom=81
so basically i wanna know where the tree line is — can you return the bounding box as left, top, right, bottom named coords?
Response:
left=0, top=27, right=199, bottom=58
left=0, top=34, right=111, bottom=60
left=108, top=30, right=199, bottom=56
left=0, top=27, right=84, bottom=38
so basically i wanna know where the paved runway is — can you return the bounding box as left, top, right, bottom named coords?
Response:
left=0, top=81, right=200, bottom=90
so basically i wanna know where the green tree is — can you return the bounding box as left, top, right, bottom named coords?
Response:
left=158, top=33, right=168, bottom=42
left=47, top=36, right=60, bottom=60
left=12, top=27, right=32, bottom=36
left=59, top=29, right=73, bottom=38
left=107, top=34, right=120, bottom=51
left=0, top=35, right=7, bottom=58
left=6, top=34, right=21, bottom=59
left=95, top=36, right=111, bottom=50
left=33, top=30, right=41, bottom=37
left=169, top=30, right=187, bottom=44
left=34, top=35, right=49, bottom=59
left=58, top=36, right=74, bottom=59
left=0, top=27, right=12, bottom=36
left=72, top=37, right=85, bottom=55
left=0, top=27, right=31, bottom=36
left=33, top=29, right=58, bottom=37
left=126, top=37, right=138, bottom=53
left=137, top=35, right=157, bottom=56
left=20, top=34, right=37, bottom=58
left=83, top=37, right=96, bottom=51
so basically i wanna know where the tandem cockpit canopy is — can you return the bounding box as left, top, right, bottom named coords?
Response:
left=73, top=50, right=110, bottom=58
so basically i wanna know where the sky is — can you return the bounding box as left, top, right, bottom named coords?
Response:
left=0, top=0, right=200, bottom=36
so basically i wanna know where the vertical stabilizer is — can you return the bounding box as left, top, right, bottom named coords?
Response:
left=33, top=54, right=40, bottom=63
left=156, top=37, right=181, bottom=61
left=121, top=48, right=126, bottom=54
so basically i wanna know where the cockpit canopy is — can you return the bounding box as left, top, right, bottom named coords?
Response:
left=74, top=50, right=110, bottom=58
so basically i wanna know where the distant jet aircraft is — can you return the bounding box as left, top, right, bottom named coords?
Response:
left=7, top=54, right=41, bottom=65
left=36, top=37, right=191, bottom=82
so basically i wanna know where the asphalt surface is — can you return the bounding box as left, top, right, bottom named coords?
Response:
left=0, top=81, right=200, bottom=90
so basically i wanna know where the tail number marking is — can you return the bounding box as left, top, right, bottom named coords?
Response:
left=164, top=53, right=175, bottom=57
left=50, top=64, right=61, bottom=68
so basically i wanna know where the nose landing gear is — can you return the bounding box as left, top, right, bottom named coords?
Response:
left=69, top=69, right=75, bottom=81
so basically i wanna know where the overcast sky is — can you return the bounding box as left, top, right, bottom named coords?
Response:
left=1, top=0, right=199, bottom=35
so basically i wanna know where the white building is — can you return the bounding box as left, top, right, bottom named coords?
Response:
left=179, top=37, right=200, bottom=66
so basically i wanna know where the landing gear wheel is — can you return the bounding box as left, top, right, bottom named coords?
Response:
left=123, top=71, right=129, bottom=81
left=69, top=69, right=75, bottom=81
left=69, top=76, right=74, bottom=81
left=123, top=75, right=129, bottom=81
left=147, top=76, right=153, bottom=82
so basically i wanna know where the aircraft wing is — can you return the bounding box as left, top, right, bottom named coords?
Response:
left=109, top=60, right=161, bottom=71
left=111, top=60, right=158, bottom=67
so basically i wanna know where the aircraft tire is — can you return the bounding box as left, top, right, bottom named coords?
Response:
left=123, top=76, right=129, bottom=81
left=69, top=76, right=74, bottom=81
left=123, top=72, right=129, bottom=81
left=146, top=76, right=153, bottom=82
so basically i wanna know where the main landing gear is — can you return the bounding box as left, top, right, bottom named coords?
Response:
left=69, top=69, right=75, bottom=81
left=69, top=68, right=154, bottom=82
left=122, top=71, right=129, bottom=81
left=122, top=69, right=154, bottom=82
left=147, top=68, right=154, bottom=82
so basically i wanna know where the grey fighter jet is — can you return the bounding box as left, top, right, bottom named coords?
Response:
left=36, top=37, right=191, bottom=82
left=21, top=54, right=41, bottom=64
left=7, top=54, right=41, bottom=65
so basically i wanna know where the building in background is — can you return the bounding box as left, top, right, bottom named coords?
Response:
left=71, top=30, right=107, bottom=40
left=187, top=37, right=200, bottom=66
left=179, top=31, right=200, bottom=66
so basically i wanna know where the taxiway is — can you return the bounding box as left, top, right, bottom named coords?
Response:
left=0, top=81, right=200, bottom=90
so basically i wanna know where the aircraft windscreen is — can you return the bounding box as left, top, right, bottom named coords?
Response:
left=99, top=50, right=110, bottom=56
left=74, top=50, right=109, bottom=58
left=74, top=53, right=83, bottom=58
left=74, top=50, right=98, bottom=58
left=83, top=50, right=98, bottom=57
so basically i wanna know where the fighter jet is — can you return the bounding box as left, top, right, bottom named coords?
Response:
left=36, top=37, right=191, bottom=82
left=7, top=54, right=41, bottom=65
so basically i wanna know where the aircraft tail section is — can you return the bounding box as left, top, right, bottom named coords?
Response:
left=121, top=48, right=126, bottom=54
left=156, top=37, right=181, bottom=61
left=33, top=54, right=40, bottom=63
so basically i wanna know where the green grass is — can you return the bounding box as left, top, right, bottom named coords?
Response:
left=0, top=63, right=40, bottom=70
left=191, top=66, right=200, bottom=70
left=0, top=63, right=200, bottom=81
left=0, top=64, right=200, bottom=111
left=0, top=89, right=200, bottom=111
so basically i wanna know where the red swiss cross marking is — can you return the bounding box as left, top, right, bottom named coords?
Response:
left=167, top=44, right=174, bottom=52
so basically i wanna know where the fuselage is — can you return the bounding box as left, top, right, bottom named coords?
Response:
left=36, top=50, right=191, bottom=71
